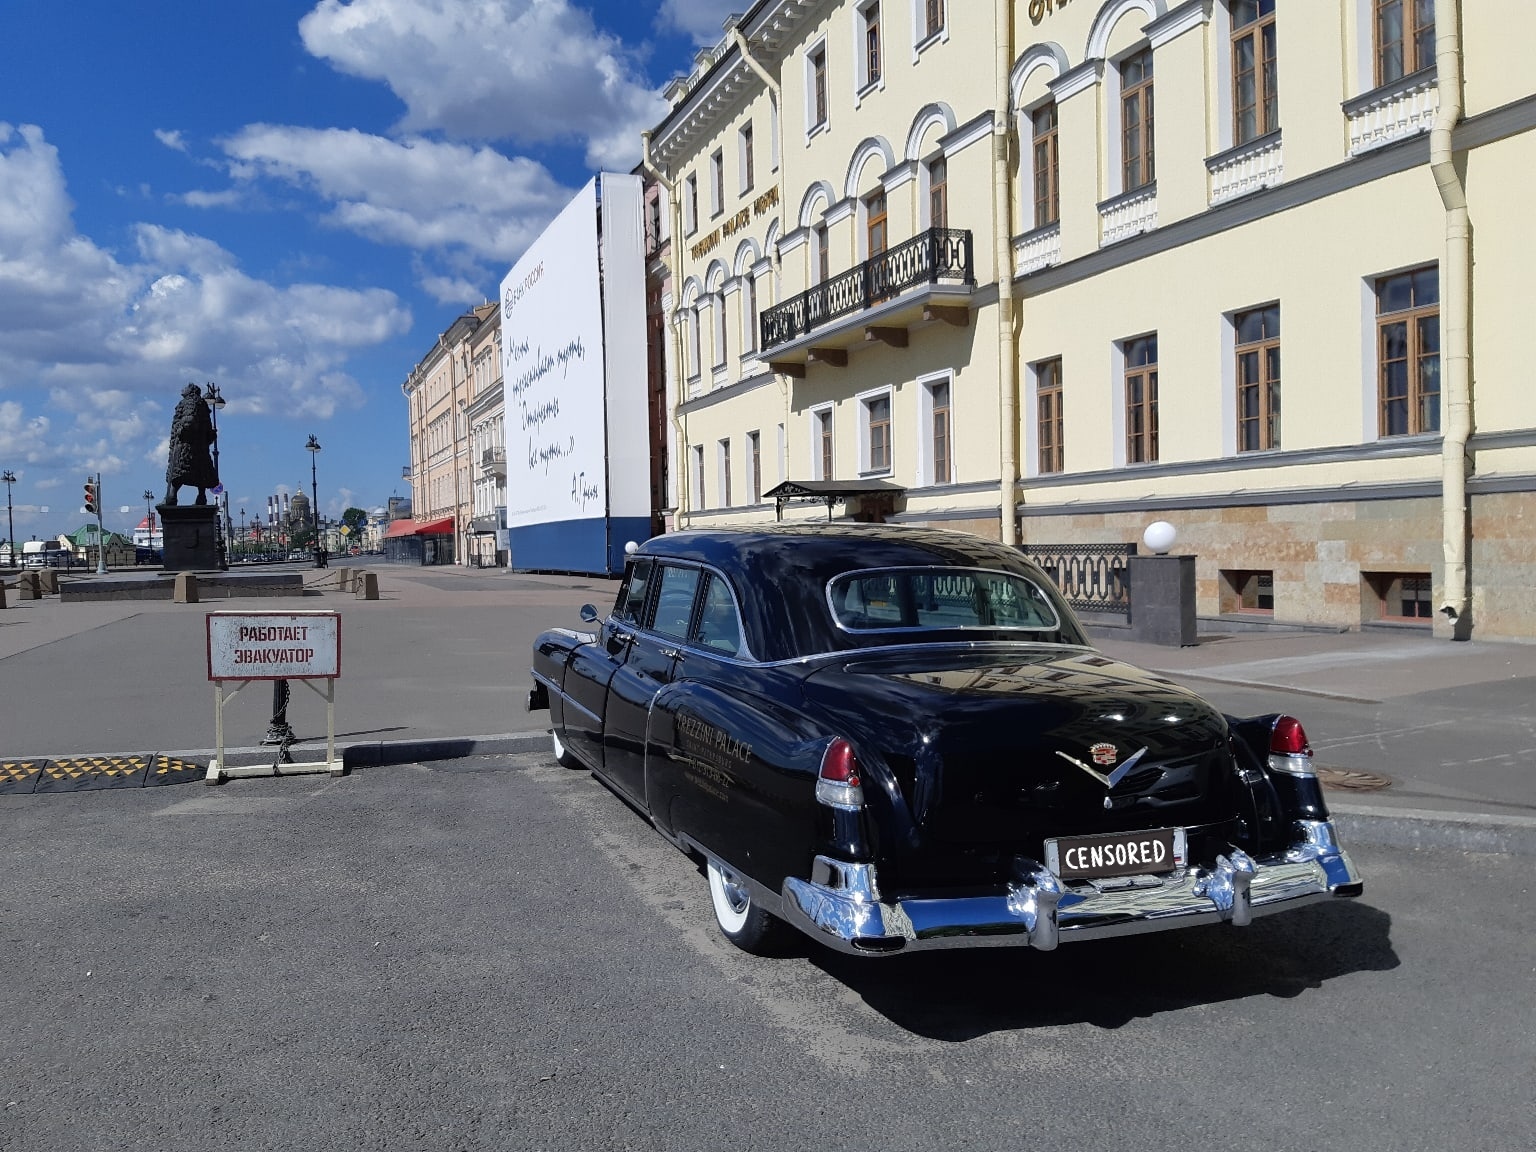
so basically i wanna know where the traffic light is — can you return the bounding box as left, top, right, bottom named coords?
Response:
left=83, top=478, right=98, bottom=515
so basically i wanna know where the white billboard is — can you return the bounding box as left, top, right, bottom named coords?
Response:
left=500, top=180, right=607, bottom=528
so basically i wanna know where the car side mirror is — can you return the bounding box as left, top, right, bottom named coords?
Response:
left=579, top=604, right=599, bottom=623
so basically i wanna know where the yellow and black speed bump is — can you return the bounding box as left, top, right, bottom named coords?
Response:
left=33, top=754, right=151, bottom=794
left=0, top=760, right=44, bottom=796
left=145, top=754, right=206, bottom=788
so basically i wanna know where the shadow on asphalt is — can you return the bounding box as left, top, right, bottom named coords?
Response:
left=800, top=900, right=1396, bottom=1039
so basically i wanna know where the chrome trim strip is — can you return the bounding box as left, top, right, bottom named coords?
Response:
left=752, top=639, right=1102, bottom=671
left=780, top=825, right=1361, bottom=957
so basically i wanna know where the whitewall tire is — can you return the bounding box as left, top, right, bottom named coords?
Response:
left=706, top=857, right=780, bottom=954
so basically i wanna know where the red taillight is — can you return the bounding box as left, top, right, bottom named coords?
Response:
left=1270, top=715, right=1311, bottom=756
left=819, top=738, right=861, bottom=786
left=816, top=738, right=865, bottom=809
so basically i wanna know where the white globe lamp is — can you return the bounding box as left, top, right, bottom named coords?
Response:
left=1142, top=520, right=1178, bottom=556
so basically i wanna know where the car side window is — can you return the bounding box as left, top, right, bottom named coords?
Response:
left=650, top=564, right=703, bottom=640
left=613, top=559, right=654, bottom=625
left=692, top=574, right=745, bottom=657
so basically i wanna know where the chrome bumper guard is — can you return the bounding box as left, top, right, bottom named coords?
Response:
left=780, top=820, right=1362, bottom=956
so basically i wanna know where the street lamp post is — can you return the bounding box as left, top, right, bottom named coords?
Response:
left=306, top=434, right=325, bottom=568
left=142, top=489, right=154, bottom=563
left=204, top=382, right=227, bottom=569
left=2, top=469, right=15, bottom=568
left=239, top=507, right=245, bottom=560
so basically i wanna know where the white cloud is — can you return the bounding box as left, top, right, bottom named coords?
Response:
left=155, top=129, right=188, bottom=152
left=0, top=400, right=54, bottom=465
left=657, top=0, right=744, bottom=45
left=0, top=125, right=412, bottom=486
left=298, top=0, right=667, bottom=168
left=221, top=126, right=572, bottom=267
left=175, top=188, right=244, bottom=208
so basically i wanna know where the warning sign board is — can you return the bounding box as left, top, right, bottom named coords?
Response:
left=206, top=611, right=341, bottom=681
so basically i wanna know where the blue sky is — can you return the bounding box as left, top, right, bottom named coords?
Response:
left=0, top=0, right=737, bottom=542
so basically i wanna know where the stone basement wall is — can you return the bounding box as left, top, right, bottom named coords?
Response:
left=1003, top=490, right=1536, bottom=642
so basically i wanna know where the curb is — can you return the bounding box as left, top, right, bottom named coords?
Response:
left=170, top=730, right=552, bottom=772
left=9, top=732, right=1534, bottom=857
left=1329, top=802, right=1536, bottom=858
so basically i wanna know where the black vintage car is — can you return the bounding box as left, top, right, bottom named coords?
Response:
left=529, top=524, right=1361, bottom=956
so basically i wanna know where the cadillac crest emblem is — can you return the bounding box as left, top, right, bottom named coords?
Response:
left=1089, top=742, right=1118, bottom=766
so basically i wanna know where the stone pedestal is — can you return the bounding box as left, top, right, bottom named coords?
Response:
left=1129, top=554, right=1197, bottom=646
left=159, top=504, right=220, bottom=572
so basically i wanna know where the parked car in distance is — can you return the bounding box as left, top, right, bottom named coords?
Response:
left=529, top=524, right=1363, bottom=957
left=21, top=540, right=68, bottom=568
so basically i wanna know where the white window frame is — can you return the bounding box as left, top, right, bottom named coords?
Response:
left=919, top=151, right=947, bottom=230
left=738, top=121, right=754, bottom=195
left=684, top=174, right=699, bottom=235
left=1107, top=43, right=1155, bottom=201
left=810, top=403, right=835, bottom=481
left=813, top=222, right=832, bottom=284
left=718, top=437, right=733, bottom=508
left=853, top=1, right=886, bottom=104
left=709, top=149, right=724, bottom=218
left=776, top=423, right=787, bottom=484
left=770, top=97, right=781, bottom=171
left=710, top=293, right=727, bottom=373
left=805, top=38, right=831, bottom=139
left=1213, top=1, right=1282, bottom=154
left=740, top=274, right=758, bottom=356
left=686, top=307, right=702, bottom=382
left=691, top=444, right=706, bottom=511
left=857, top=385, right=895, bottom=477
left=911, top=0, right=949, bottom=59
left=915, top=370, right=954, bottom=486
left=747, top=429, right=763, bottom=503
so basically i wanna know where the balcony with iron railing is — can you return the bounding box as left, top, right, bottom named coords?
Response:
left=480, top=446, right=506, bottom=476
left=760, top=227, right=975, bottom=369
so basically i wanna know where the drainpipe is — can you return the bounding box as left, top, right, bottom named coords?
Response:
left=1431, top=0, right=1471, bottom=637
left=994, top=0, right=1019, bottom=546
left=641, top=130, right=692, bottom=528
left=734, top=28, right=792, bottom=515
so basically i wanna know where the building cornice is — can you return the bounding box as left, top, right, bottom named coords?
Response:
left=1146, top=0, right=1211, bottom=49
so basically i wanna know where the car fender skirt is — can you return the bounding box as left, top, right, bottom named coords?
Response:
left=779, top=822, right=1363, bottom=957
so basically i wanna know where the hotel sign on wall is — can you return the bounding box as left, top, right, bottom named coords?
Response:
left=689, top=185, right=780, bottom=263
left=1029, top=0, right=1074, bottom=24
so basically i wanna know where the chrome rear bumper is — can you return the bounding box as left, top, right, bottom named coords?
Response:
left=780, top=820, right=1362, bottom=956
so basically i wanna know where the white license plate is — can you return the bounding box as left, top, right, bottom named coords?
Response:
left=1045, top=827, right=1186, bottom=881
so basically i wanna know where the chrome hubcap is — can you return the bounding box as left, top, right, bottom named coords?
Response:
left=719, top=868, right=750, bottom=914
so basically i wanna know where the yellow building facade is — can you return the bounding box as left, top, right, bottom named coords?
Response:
left=645, top=0, right=1536, bottom=639
left=402, top=302, right=500, bottom=565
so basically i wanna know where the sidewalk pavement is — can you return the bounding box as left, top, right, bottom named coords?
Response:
left=3, top=562, right=1533, bottom=854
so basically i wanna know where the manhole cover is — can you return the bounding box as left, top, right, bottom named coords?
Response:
left=1316, top=766, right=1393, bottom=792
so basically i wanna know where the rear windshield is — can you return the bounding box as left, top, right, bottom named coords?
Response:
left=827, top=567, right=1062, bottom=633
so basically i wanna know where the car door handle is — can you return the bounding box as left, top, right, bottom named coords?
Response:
left=660, top=647, right=686, bottom=661
left=611, top=630, right=635, bottom=646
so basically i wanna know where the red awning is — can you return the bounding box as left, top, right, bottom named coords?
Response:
left=384, top=516, right=456, bottom=539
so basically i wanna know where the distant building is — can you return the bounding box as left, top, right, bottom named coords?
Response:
left=132, top=512, right=163, bottom=552
left=62, top=525, right=135, bottom=567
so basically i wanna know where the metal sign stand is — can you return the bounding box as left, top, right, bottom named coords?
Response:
left=206, top=676, right=340, bottom=785
left=203, top=610, right=344, bottom=786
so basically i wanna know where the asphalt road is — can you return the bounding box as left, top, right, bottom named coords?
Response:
left=3, top=754, right=1532, bottom=1152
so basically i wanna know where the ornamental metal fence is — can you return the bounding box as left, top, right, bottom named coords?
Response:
left=1018, top=542, right=1137, bottom=619
left=760, top=227, right=974, bottom=350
